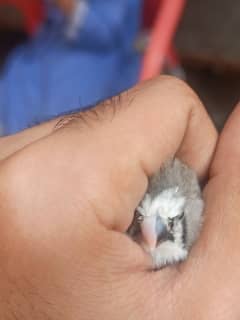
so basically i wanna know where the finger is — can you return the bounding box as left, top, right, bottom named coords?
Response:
left=68, top=75, right=217, bottom=230
left=2, top=76, right=217, bottom=234
left=210, top=102, right=240, bottom=176
left=167, top=166, right=240, bottom=318
left=1, top=77, right=217, bottom=236
left=160, top=104, right=240, bottom=316
left=0, top=118, right=60, bottom=161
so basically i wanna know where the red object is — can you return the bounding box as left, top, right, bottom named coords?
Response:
left=141, top=0, right=186, bottom=81
left=0, top=0, right=44, bottom=34
left=142, top=0, right=161, bottom=29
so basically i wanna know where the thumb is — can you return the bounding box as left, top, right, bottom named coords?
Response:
left=0, top=76, right=217, bottom=233
left=54, top=75, right=217, bottom=231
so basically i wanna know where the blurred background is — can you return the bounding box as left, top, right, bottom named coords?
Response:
left=0, top=0, right=239, bottom=135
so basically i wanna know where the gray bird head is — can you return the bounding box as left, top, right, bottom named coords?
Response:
left=137, top=187, right=186, bottom=250
left=128, top=159, right=204, bottom=268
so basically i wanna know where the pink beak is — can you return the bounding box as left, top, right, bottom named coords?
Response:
left=140, top=216, right=158, bottom=250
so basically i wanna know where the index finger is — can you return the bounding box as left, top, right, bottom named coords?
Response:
left=210, top=102, right=240, bottom=176
left=0, top=76, right=217, bottom=233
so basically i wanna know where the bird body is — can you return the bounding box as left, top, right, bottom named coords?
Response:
left=128, top=158, right=204, bottom=269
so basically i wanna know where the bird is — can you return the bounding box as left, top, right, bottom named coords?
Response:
left=127, top=158, right=204, bottom=269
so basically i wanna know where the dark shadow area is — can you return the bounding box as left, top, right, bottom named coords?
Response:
left=185, top=66, right=239, bottom=130
left=0, top=29, right=27, bottom=70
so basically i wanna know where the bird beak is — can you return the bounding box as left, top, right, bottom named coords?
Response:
left=140, top=216, right=158, bottom=250
left=140, top=215, right=168, bottom=250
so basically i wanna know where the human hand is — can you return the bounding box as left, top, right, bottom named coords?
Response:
left=0, top=76, right=221, bottom=319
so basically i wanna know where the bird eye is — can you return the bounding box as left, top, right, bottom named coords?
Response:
left=178, top=211, right=185, bottom=220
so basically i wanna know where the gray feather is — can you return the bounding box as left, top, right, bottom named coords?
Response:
left=148, top=158, right=203, bottom=249
left=128, top=158, right=204, bottom=268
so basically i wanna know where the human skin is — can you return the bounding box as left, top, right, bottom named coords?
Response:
left=0, top=75, right=239, bottom=319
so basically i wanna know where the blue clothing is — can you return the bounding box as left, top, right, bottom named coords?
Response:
left=0, top=0, right=142, bottom=134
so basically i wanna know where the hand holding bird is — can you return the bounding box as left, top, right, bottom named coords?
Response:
left=2, top=76, right=240, bottom=320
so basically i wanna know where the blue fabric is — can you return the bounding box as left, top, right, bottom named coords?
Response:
left=0, top=0, right=142, bottom=135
